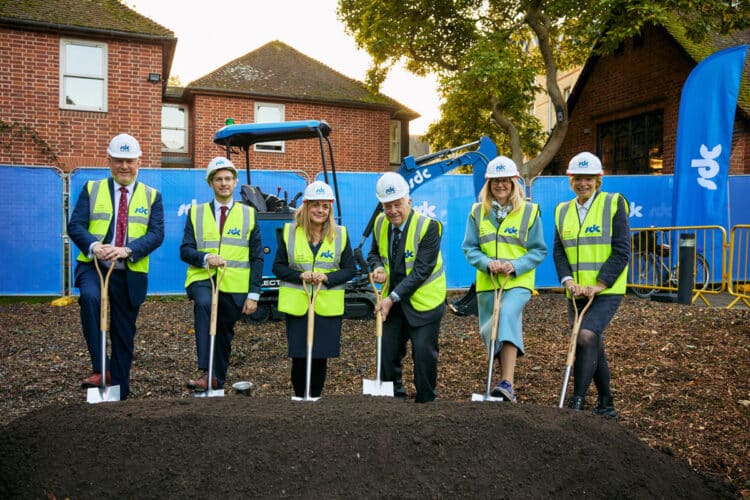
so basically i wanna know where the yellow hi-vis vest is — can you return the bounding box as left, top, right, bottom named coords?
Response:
left=471, top=201, right=539, bottom=292
left=278, top=223, right=347, bottom=317
left=76, top=179, right=157, bottom=273
left=374, top=211, right=446, bottom=311
left=184, top=202, right=255, bottom=293
left=555, top=192, right=628, bottom=295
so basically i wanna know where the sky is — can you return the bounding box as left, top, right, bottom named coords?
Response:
left=128, top=0, right=440, bottom=135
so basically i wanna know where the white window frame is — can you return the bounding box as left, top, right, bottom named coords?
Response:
left=254, top=102, right=285, bottom=152
left=389, top=120, right=402, bottom=164
left=161, top=104, right=189, bottom=153
left=60, top=39, right=108, bottom=112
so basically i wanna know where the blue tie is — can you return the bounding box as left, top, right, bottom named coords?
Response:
left=391, top=227, right=401, bottom=261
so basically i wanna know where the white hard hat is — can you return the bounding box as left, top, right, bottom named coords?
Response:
left=107, top=134, right=142, bottom=159
left=485, top=156, right=519, bottom=178
left=566, top=152, right=603, bottom=175
left=376, top=172, right=409, bottom=203
left=206, top=156, right=238, bottom=183
left=303, top=181, right=335, bottom=202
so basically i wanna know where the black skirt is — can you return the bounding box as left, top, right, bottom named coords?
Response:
left=285, top=313, right=343, bottom=358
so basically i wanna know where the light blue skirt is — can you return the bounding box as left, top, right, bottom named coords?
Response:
left=477, top=287, right=531, bottom=357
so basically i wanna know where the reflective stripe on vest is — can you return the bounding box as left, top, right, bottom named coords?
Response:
left=278, top=223, right=347, bottom=316
left=555, top=192, right=627, bottom=294
left=76, top=179, right=156, bottom=273
left=374, top=211, right=446, bottom=311
left=472, top=201, right=538, bottom=292
left=184, top=203, right=255, bottom=293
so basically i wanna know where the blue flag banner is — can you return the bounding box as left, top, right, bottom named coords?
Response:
left=672, top=45, right=748, bottom=228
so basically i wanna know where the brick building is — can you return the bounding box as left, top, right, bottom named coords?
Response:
left=551, top=22, right=750, bottom=176
left=0, top=1, right=416, bottom=177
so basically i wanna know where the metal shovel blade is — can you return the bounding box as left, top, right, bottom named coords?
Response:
left=291, top=395, right=320, bottom=402
left=87, top=384, right=121, bottom=404
left=471, top=392, right=505, bottom=402
left=362, top=378, right=394, bottom=397
left=193, top=388, right=224, bottom=398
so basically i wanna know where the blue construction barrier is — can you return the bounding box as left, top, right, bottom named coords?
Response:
left=1, top=166, right=747, bottom=295
left=69, top=168, right=307, bottom=295
left=0, top=166, right=64, bottom=295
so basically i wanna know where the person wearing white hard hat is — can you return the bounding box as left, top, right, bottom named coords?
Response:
left=68, top=133, right=165, bottom=399
left=181, top=156, right=263, bottom=392
left=462, top=155, right=547, bottom=402
left=273, top=181, right=356, bottom=398
left=367, top=172, right=446, bottom=403
left=553, top=151, right=630, bottom=417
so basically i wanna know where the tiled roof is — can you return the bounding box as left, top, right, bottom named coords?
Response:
left=661, top=18, right=750, bottom=115
left=187, top=40, right=417, bottom=118
left=0, top=0, right=174, bottom=38
left=568, top=20, right=750, bottom=118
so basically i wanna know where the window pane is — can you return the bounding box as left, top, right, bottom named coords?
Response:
left=256, top=105, right=282, bottom=122
left=162, top=129, right=186, bottom=152
left=162, top=106, right=185, bottom=128
left=255, top=103, right=284, bottom=152
left=63, top=77, right=104, bottom=108
left=65, top=44, right=104, bottom=76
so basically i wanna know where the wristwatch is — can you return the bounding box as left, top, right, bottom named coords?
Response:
left=124, top=247, right=133, bottom=258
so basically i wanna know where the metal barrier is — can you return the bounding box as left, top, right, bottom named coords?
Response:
left=727, top=224, right=750, bottom=309
left=629, top=225, right=727, bottom=305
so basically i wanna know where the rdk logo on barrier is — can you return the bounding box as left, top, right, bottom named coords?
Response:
left=629, top=202, right=643, bottom=218
left=177, top=200, right=198, bottom=216
left=691, top=144, right=721, bottom=190
left=413, top=200, right=436, bottom=218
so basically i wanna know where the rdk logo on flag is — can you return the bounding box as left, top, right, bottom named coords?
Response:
left=672, top=45, right=748, bottom=229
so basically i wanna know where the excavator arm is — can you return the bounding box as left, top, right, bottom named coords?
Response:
left=353, top=136, right=497, bottom=269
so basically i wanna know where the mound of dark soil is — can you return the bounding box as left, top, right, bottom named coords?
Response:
left=0, top=395, right=733, bottom=499
left=1, top=293, right=747, bottom=498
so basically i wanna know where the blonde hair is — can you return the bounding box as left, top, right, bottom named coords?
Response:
left=478, top=178, right=525, bottom=218
left=294, top=200, right=336, bottom=242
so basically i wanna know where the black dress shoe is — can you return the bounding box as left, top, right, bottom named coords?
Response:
left=592, top=395, right=617, bottom=418
left=567, top=395, right=585, bottom=410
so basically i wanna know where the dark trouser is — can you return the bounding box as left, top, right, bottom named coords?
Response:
left=381, top=304, right=439, bottom=403
left=187, top=281, right=242, bottom=388
left=291, top=357, right=328, bottom=397
left=78, top=268, right=138, bottom=400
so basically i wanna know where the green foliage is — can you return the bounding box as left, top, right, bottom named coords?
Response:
left=338, top=0, right=750, bottom=178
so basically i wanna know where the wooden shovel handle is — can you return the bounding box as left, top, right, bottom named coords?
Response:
left=564, top=294, right=595, bottom=367
left=368, top=272, right=386, bottom=338
left=207, top=265, right=226, bottom=338
left=94, top=258, right=116, bottom=331
left=303, top=280, right=323, bottom=345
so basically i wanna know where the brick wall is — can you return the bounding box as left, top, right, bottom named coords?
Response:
left=191, top=94, right=393, bottom=182
left=0, top=28, right=164, bottom=169
left=556, top=25, right=750, bottom=175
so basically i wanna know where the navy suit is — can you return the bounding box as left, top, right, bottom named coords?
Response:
left=180, top=201, right=263, bottom=388
left=68, top=178, right=165, bottom=399
left=367, top=210, right=445, bottom=402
